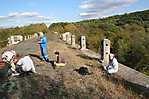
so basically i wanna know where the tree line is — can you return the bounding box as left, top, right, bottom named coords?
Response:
left=0, top=23, right=48, bottom=48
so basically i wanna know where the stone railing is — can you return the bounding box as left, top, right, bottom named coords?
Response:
left=60, top=32, right=149, bottom=96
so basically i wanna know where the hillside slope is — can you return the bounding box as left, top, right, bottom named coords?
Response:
left=49, top=9, right=149, bottom=75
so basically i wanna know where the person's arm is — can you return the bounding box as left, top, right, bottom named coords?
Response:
left=10, top=63, right=16, bottom=72
left=6, top=63, right=12, bottom=69
left=31, top=64, right=36, bottom=73
left=28, top=56, right=37, bottom=73
left=37, top=40, right=41, bottom=44
left=39, top=37, right=46, bottom=44
left=15, top=59, right=23, bottom=73
left=16, top=59, right=23, bottom=68
left=16, top=59, right=23, bottom=65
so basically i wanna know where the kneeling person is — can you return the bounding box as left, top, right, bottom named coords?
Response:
left=104, top=54, right=118, bottom=74
left=14, top=54, right=37, bottom=75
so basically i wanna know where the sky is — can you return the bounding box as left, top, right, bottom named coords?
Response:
left=0, top=0, right=149, bottom=28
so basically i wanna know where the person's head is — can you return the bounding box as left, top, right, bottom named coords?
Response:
left=109, top=53, right=114, bottom=60
left=13, top=53, right=22, bottom=64
left=1, top=50, right=16, bottom=63
left=38, top=32, right=44, bottom=38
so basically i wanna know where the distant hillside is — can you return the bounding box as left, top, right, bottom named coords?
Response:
left=0, top=23, right=48, bottom=48
left=49, top=9, right=149, bottom=75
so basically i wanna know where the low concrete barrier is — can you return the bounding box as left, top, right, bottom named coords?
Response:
left=118, top=63, right=149, bottom=95
left=80, top=49, right=149, bottom=95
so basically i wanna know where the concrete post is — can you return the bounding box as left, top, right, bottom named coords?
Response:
left=20, top=36, right=23, bottom=41
left=11, top=36, right=15, bottom=44
left=66, top=34, right=71, bottom=44
left=7, top=38, right=11, bottom=46
left=80, top=36, right=86, bottom=50
left=71, top=35, right=76, bottom=47
left=62, top=34, right=66, bottom=41
left=103, top=39, right=110, bottom=65
left=27, top=35, right=30, bottom=39
left=24, top=36, right=27, bottom=40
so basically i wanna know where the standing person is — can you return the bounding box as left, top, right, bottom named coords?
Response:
left=38, top=32, right=50, bottom=62
left=14, top=54, right=37, bottom=75
left=104, top=53, right=118, bottom=74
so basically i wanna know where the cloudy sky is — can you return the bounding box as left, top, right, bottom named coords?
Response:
left=0, top=0, right=149, bottom=28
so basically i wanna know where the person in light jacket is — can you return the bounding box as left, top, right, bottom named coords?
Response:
left=104, top=53, right=118, bottom=74
left=14, top=54, right=37, bottom=75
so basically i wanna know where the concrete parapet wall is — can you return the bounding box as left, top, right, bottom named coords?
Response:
left=118, top=63, right=149, bottom=95
left=80, top=49, right=149, bottom=95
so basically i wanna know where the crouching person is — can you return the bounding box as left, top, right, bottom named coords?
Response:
left=1, top=50, right=16, bottom=76
left=104, top=54, right=118, bottom=74
left=14, top=54, right=37, bottom=76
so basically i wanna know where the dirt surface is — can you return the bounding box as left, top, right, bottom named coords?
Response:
left=0, top=33, right=144, bottom=99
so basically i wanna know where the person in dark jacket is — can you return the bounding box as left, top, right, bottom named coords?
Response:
left=0, top=59, right=11, bottom=81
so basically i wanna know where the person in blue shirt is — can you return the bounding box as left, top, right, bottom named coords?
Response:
left=38, top=32, right=49, bottom=62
